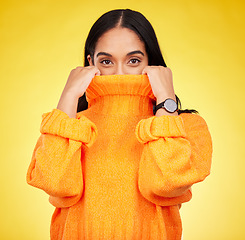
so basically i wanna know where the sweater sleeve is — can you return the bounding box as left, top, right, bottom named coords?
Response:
left=135, top=113, right=212, bottom=206
left=26, top=109, right=98, bottom=208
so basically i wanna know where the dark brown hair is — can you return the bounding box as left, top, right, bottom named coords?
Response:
left=77, top=9, right=198, bottom=115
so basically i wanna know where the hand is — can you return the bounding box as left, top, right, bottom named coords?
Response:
left=142, top=66, right=176, bottom=104
left=57, top=66, right=100, bottom=118
left=63, top=66, right=100, bottom=99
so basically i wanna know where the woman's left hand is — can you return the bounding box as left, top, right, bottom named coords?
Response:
left=142, top=66, right=176, bottom=104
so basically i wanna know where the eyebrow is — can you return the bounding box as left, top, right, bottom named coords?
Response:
left=96, top=50, right=145, bottom=58
left=127, top=50, right=145, bottom=56
left=96, top=52, right=112, bottom=57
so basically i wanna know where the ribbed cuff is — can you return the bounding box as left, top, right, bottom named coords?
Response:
left=40, top=109, right=98, bottom=147
left=135, top=115, right=187, bottom=144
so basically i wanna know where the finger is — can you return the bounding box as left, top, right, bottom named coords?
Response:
left=142, top=66, right=149, bottom=75
left=75, top=66, right=84, bottom=70
left=85, top=66, right=95, bottom=70
left=90, top=66, right=100, bottom=76
left=95, top=70, right=101, bottom=76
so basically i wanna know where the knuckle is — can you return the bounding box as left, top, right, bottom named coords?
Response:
left=76, top=66, right=84, bottom=71
left=72, top=67, right=82, bottom=72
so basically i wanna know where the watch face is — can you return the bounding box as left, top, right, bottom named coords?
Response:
left=164, top=99, right=178, bottom=112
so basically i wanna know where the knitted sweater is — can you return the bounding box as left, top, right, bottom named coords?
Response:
left=27, top=74, right=212, bottom=240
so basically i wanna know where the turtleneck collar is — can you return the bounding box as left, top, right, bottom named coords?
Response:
left=86, top=75, right=156, bottom=116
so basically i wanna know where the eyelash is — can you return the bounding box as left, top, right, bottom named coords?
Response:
left=129, top=58, right=141, bottom=64
left=100, top=58, right=141, bottom=65
left=100, top=59, right=112, bottom=65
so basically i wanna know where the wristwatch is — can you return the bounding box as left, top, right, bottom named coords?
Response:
left=153, top=98, right=178, bottom=114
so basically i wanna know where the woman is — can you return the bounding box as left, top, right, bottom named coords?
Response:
left=27, top=9, right=212, bottom=240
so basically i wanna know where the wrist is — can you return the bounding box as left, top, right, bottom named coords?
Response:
left=62, top=87, right=83, bottom=100
left=156, top=95, right=176, bottom=105
left=154, top=97, right=178, bottom=116
left=57, top=91, right=79, bottom=118
left=155, top=92, right=165, bottom=103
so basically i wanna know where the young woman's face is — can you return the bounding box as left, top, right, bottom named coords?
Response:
left=88, top=27, right=148, bottom=75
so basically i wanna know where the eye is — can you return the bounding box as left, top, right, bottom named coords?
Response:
left=128, top=58, right=141, bottom=64
left=100, top=59, right=112, bottom=65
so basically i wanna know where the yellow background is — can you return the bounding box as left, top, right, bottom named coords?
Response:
left=1, top=0, right=244, bottom=239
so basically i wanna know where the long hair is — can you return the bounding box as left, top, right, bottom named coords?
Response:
left=77, top=9, right=198, bottom=115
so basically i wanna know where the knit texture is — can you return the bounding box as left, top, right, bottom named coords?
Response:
left=27, top=74, right=212, bottom=240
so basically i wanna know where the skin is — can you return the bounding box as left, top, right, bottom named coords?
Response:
left=57, top=27, right=178, bottom=118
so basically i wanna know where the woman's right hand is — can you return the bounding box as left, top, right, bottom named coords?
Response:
left=63, top=66, right=100, bottom=99
left=57, top=66, right=100, bottom=118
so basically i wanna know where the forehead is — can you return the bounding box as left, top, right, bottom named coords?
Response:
left=94, top=27, right=146, bottom=54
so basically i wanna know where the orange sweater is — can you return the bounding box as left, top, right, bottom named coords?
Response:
left=27, top=75, right=212, bottom=240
